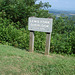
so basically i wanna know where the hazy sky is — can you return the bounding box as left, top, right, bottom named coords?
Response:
left=36, top=0, right=75, bottom=11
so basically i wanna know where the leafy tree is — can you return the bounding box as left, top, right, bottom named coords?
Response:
left=0, top=0, right=52, bottom=28
left=0, top=0, right=75, bottom=54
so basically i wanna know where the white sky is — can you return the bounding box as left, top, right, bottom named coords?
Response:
left=36, top=0, right=75, bottom=11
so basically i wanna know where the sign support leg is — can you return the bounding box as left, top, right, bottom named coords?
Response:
left=45, top=33, right=51, bottom=55
left=29, top=31, right=34, bottom=52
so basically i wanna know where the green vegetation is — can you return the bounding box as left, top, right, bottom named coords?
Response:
left=0, top=0, right=75, bottom=75
left=0, top=0, right=75, bottom=54
left=0, top=45, right=75, bottom=75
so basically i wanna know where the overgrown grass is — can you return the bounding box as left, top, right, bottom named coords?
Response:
left=0, top=45, right=75, bottom=75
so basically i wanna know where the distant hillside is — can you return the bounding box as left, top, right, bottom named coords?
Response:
left=49, top=9, right=75, bottom=17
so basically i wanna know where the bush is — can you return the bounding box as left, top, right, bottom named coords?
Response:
left=0, top=0, right=75, bottom=54
left=0, top=21, right=75, bottom=54
left=51, top=33, right=72, bottom=54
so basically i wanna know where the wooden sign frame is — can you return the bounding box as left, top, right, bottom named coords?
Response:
left=28, top=17, right=53, bottom=55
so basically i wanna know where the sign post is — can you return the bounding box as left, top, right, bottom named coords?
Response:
left=45, top=33, right=51, bottom=55
left=29, top=31, right=34, bottom=52
left=28, top=17, right=53, bottom=55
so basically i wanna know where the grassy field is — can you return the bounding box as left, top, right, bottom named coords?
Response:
left=0, top=45, right=75, bottom=75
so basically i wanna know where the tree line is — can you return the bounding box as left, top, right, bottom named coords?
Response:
left=0, top=0, right=75, bottom=54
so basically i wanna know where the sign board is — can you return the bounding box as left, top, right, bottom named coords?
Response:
left=28, top=17, right=53, bottom=55
left=28, top=17, right=53, bottom=32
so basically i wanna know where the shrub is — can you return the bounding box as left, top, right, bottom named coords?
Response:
left=0, top=0, right=75, bottom=54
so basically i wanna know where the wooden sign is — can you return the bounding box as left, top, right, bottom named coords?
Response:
left=28, top=17, right=53, bottom=32
left=28, top=17, right=53, bottom=55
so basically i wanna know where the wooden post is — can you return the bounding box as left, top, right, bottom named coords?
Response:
left=29, top=31, right=34, bottom=52
left=45, top=33, right=51, bottom=55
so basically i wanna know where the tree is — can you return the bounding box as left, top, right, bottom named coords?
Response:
left=0, top=0, right=52, bottom=28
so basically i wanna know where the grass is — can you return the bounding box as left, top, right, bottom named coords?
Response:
left=0, top=45, right=75, bottom=75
